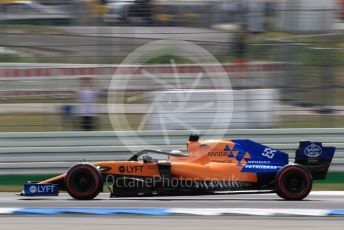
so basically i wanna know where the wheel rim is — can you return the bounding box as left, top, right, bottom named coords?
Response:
left=282, top=171, right=307, bottom=194
left=70, top=170, right=96, bottom=193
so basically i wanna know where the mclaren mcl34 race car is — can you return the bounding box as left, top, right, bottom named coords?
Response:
left=20, top=133, right=335, bottom=200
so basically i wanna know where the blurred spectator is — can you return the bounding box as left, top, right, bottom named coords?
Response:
left=84, top=0, right=108, bottom=23
left=61, top=104, right=75, bottom=130
left=235, top=0, right=248, bottom=25
left=233, top=25, right=250, bottom=65
left=264, top=0, right=277, bottom=29
left=75, top=77, right=100, bottom=131
left=247, top=0, right=266, bottom=33
left=232, top=25, right=251, bottom=88
left=341, top=0, right=344, bottom=19
left=136, top=0, right=152, bottom=24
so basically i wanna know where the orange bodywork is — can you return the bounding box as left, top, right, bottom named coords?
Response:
left=41, top=139, right=258, bottom=185
left=170, top=140, right=257, bottom=182
left=94, top=140, right=256, bottom=183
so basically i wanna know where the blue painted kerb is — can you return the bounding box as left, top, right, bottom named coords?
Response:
left=14, top=208, right=169, bottom=215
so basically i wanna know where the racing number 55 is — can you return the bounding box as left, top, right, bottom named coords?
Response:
left=262, top=148, right=276, bottom=159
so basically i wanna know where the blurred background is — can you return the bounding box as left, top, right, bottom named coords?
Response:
left=0, top=0, right=344, bottom=132
left=0, top=0, right=343, bottom=189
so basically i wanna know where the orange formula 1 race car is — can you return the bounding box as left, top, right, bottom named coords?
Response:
left=20, top=133, right=335, bottom=200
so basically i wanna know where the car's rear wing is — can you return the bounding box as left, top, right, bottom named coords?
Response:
left=294, top=141, right=335, bottom=180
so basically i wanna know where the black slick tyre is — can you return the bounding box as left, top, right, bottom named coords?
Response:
left=275, top=164, right=312, bottom=200
left=65, top=163, right=102, bottom=200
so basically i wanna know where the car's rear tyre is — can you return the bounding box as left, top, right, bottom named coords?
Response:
left=65, top=163, right=102, bottom=200
left=275, top=164, right=312, bottom=200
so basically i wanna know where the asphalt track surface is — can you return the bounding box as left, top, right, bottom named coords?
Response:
left=1, top=216, right=344, bottom=230
left=0, top=191, right=343, bottom=209
left=0, top=191, right=343, bottom=230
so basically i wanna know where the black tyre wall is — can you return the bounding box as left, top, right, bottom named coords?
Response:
left=65, top=163, right=103, bottom=200
left=275, top=164, right=312, bottom=200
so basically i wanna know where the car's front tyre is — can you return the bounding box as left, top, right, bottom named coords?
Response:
left=65, top=163, right=102, bottom=200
